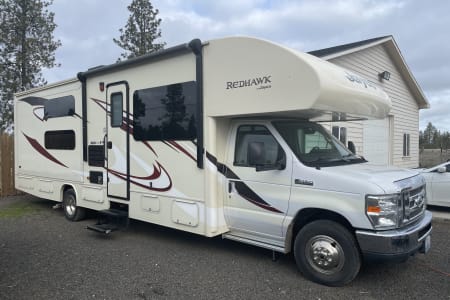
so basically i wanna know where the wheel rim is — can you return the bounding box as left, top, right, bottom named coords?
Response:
left=305, top=235, right=345, bottom=275
left=65, top=194, right=76, bottom=217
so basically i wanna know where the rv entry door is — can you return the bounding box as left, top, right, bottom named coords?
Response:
left=106, top=81, right=130, bottom=200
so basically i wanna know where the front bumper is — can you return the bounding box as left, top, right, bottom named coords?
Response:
left=356, top=210, right=432, bottom=261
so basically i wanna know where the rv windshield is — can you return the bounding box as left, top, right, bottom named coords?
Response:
left=273, top=121, right=366, bottom=167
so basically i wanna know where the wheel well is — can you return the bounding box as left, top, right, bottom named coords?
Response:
left=287, top=208, right=355, bottom=252
left=60, top=184, right=75, bottom=201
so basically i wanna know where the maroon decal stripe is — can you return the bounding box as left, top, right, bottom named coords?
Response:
left=163, top=141, right=179, bottom=152
left=107, top=162, right=172, bottom=192
left=207, top=152, right=283, bottom=214
left=106, top=162, right=163, bottom=180
left=91, top=97, right=158, bottom=157
left=91, top=97, right=134, bottom=119
left=110, top=171, right=172, bottom=192
left=23, top=133, right=68, bottom=168
left=234, top=181, right=283, bottom=214
left=143, top=141, right=158, bottom=156
left=167, top=141, right=197, bottom=162
left=240, top=194, right=283, bottom=213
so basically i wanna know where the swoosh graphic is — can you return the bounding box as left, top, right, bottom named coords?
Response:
left=107, top=162, right=172, bottom=192
left=33, top=107, right=45, bottom=121
left=22, top=96, right=81, bottom=121
left=23, top=133, right=68, bottom=168
left=166, top=141, right=197, bottom=162
left=20, top=96, right=48, bottom=106
left=206, top=151, right=283, bottom=214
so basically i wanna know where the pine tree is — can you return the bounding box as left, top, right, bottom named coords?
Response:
left=423, top=122, right=437, bottom=146
left=113, top=0, right=165, bottom=61
left=0, top=0, right=61, bottom=130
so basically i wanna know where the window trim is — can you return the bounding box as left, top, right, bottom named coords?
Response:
left=403, top=133, right=410, bottom=157
left=332, top=125, right=347, bottom=145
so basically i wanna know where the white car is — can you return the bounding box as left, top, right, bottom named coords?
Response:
left=420, top=161, right=450, bottom=207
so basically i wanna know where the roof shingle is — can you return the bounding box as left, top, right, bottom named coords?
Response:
left=308, top=36, right=391, bottom=58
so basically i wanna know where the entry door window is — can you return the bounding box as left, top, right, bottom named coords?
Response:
left=111, top=92, right=123, bottom=127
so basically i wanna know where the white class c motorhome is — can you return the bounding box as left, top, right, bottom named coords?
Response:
left=14, top=37, right=432, bottom=286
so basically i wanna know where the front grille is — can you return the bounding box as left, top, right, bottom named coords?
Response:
left=402, top=185, right=426, bottom=225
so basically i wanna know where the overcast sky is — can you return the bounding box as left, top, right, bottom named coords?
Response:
left=42, top=0, right=450, bottom=131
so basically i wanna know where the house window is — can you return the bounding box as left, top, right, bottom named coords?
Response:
left=45, top=130, right=75, bottom=150
left=403, top=133, right=410, bottom=157
left=133, top=81, right=197, bottom=141
left=332, top=126, right=347, bottom=144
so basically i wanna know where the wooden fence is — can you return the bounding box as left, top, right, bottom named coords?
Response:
left=0, top=133, right=18, bottom=197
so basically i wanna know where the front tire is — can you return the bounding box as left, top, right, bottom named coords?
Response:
left=294, top=220, right=361, bottom=286
left=62, top=189, right=86, bottom=222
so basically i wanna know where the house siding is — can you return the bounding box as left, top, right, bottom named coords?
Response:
left=323, top=120, right=363, bottom=154
left=326, top=44, right=420, bottom=168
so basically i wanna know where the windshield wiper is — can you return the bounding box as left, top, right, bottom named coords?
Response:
left=342, top=153, right=364, bottom=160
left=310, top=156, right=365, bottom=167
left=341, top=154, right=367, bottom=163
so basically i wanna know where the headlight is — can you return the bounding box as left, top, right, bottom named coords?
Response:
left=365, top=194, right=402, bottom=229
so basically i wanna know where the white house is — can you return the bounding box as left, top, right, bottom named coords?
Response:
left=309, top=36, right=429, bottom=168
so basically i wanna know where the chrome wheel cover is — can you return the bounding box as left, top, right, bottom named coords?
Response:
left=65, top=194, right=76, bottom=217
left=305, top=235, right=345, bottom=275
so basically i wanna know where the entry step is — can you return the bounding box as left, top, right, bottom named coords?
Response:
left=87, top=223, right=119, bottom=234
left=87, top=208, right=129, bottom=235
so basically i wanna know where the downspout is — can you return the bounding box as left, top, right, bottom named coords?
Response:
left=76, top=72, right=88, bottom=162
left=188, top=39, right=204, bottom=169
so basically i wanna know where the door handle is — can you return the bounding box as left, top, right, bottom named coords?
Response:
left=103, top=134, right=108, bottom=162
left=228, top=181, right=234, bottom=193
left=294, top=179, right=314, bottom=186
left=107, top=141, right=112, bottom=149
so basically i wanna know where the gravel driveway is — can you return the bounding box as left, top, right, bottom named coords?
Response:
left=0, top=194, right=449, bottom=299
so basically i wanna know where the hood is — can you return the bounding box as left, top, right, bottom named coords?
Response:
left=322, top=163, right=420, bottom=193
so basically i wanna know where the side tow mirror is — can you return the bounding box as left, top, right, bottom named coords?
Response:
left=437, top=167, right=446, bottom=173
left=347, top=141, right=356, bottom=154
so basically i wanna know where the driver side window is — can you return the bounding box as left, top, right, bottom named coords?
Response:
left=234, top=125, right=284, bottom=167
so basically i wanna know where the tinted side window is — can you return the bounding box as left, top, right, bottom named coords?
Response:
left=44, top=95, right=75, bottom=119
left=133, top=81, right=197, bottom=141
left=45, top=130, right=75, bottom=150
left=234, top=125, right=283, bottom=167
